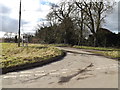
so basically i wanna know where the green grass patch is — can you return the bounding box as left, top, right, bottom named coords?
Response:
left=90, top=51, right=120, bottom=59
left=73, top=45, right=120, bottom=51
left=0, top=43, right=63, bottom=68
left=73, top=45, right=120, bottom=59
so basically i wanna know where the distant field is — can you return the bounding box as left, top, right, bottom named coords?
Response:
left=0, top=43, right=64, bottom=68
left=73, top=45, right=120, bottom=59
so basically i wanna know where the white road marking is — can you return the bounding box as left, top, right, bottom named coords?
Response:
left=36, top=71, right=45, bottom=73
left=95, top=65, right=118, bottom=70
left=19, top=72, right=32, bottom=74
left=50, top=72, right=60, bottom=75
left=67, top=53, right=73, bottom=54
left=19, top=75, right=31, bottom=77
left=8, top=72, right=18, bottom=75
left=61, top=72, right=67, bottom=74
left=2, top=64, right=118, bottom=79
left=109, top=66, right=118, bottom=68
left=50, top=70, right=57, bottom=72
left=3, top=76, right=17, bottom=79
left=35, top=73, right=46, bottom=76
left=96, top=68, right=101, bottom=70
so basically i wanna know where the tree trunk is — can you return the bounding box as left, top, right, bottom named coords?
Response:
left=80, top=9, right=83, bottom=46
left=93, top=34, right=96, bottom=47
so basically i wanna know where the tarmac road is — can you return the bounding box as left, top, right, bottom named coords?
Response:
left=1, top=47, right=118, bottom=88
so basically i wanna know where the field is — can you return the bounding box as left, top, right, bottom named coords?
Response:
left=73, top=45, right=120, bottom=59
left=0, top=43, right=64, bottom=69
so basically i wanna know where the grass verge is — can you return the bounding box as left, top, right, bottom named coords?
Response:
left=90, top=51, right=120, bottom=59
left=73, top=45, right=120, bottom=60
left=0, top=43, right=65, bottom=73
left=73, top=45, right=119, bottom=51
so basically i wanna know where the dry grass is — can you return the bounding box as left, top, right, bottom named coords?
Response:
left=91, top=51, right=119, bottom=59
left=73, top=45, right=120, bottom=59
left=73, top=45, right=119, bottom=51
left=0, top=43, right=63, bottom=68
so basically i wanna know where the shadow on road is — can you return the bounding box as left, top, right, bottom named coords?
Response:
left=58, top=63, right=94, bottom=84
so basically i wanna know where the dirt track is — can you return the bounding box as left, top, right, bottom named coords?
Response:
left=1, top=47, right=118, bottom=88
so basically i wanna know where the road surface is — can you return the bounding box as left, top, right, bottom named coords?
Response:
left=1, top=47, right=118, bottom=88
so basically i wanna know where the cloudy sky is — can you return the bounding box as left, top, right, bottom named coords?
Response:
left=0, top=0, right=119, bottom=37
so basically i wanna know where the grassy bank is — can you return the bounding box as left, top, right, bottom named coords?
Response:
left=0, top=43, right=64, bottom=69
left=90, top=51, right=120, bottom=59
left=73, top=45, right=120, bottom=59
left=73, top=45, right=119, bottom=51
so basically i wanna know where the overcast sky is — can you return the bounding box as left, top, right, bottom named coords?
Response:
left=0, top=0, right=119, bottom=37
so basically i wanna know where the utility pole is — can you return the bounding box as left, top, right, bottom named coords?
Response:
left=18, top=0, right=21, bottom=47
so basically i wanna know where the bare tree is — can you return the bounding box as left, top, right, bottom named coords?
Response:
left=46, top=12, right=57, bottom=27
left=50, top=1, right=75, bottom=44
left=75, top=0, right=115, bottom=46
